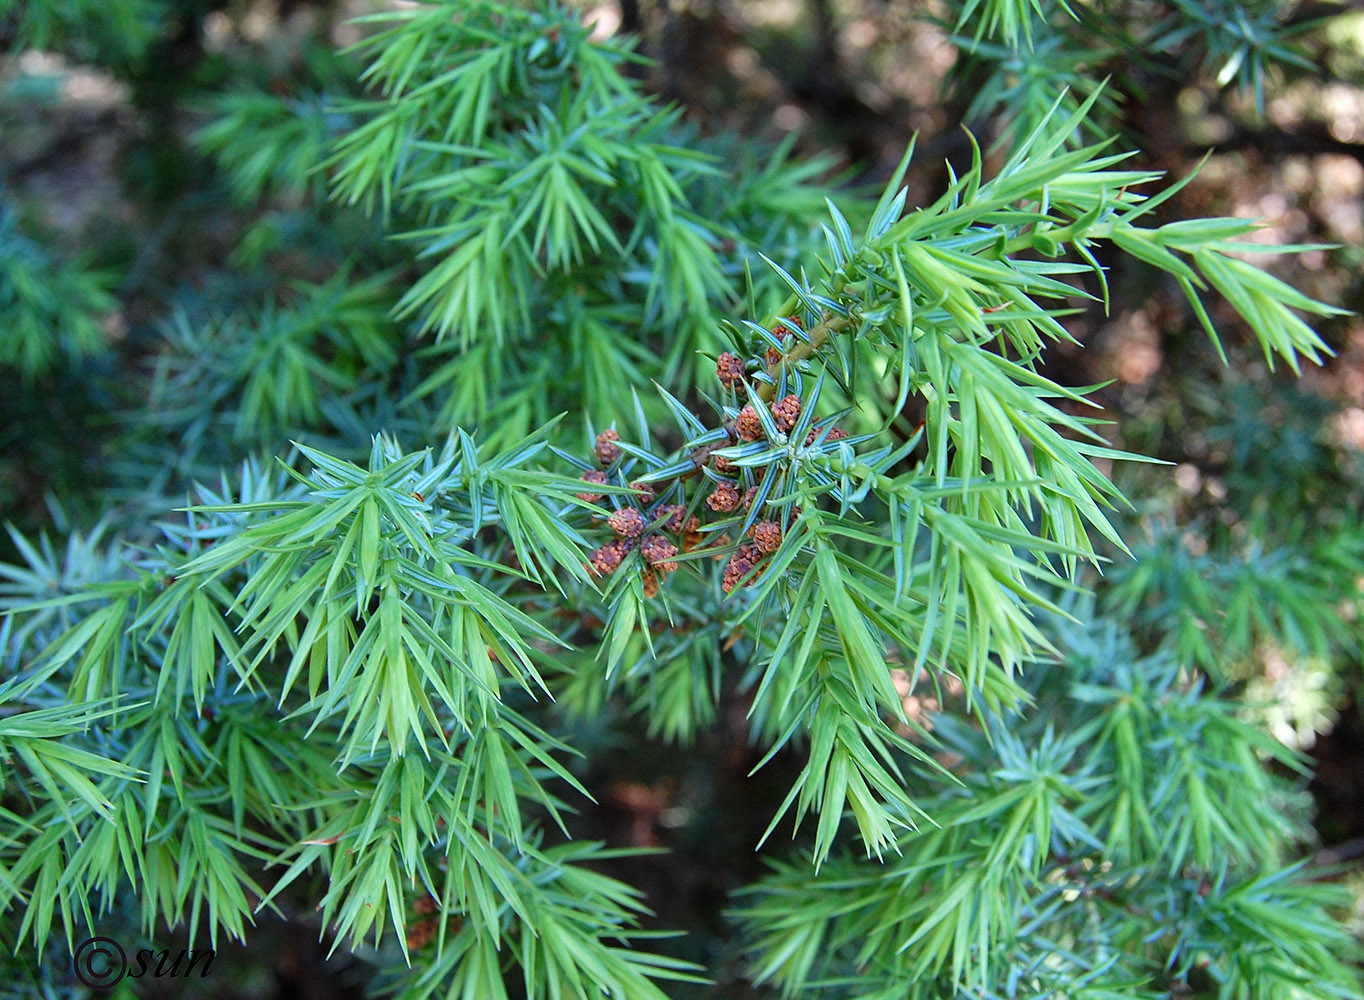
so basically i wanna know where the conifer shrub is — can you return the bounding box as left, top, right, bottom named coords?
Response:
left=1, top=1, right=1361, bottom=997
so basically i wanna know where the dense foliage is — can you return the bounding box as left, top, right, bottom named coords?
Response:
left=1, top=0, right=1361, bottom=997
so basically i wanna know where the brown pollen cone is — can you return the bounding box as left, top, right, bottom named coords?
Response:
left=640, top=534, right=680, bottom=573
left=608, top=507, right=645, bottom=538
left=735, top=405, right=764, bottom=442
left=641, top=565, right=660, bottom=598
left=769, top=394, right=802, bottom=432
left=576, top=469, right=608, bottom=501
left=406, top=917, right=437, bottom=951
left=594, top=429, right=622, bottom=464
left=589, top=539, right=631, bottom=575
left=722, top=542, right=765, bottom=593
left=707, top=482, right=741, bottom=512
left=806, top=425, right=848, bottom=445
left=716, top=352, right=746, bottom=389
left=751, top=520, right=782, bottom=554
left=654, top=504, right=687, bottom=532
left=682, top=516, right=703, bottom=552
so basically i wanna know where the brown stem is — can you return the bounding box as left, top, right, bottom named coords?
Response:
left=682, top=420, right=738, bottom=478
left=756, top=314, right=850, bottom=402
